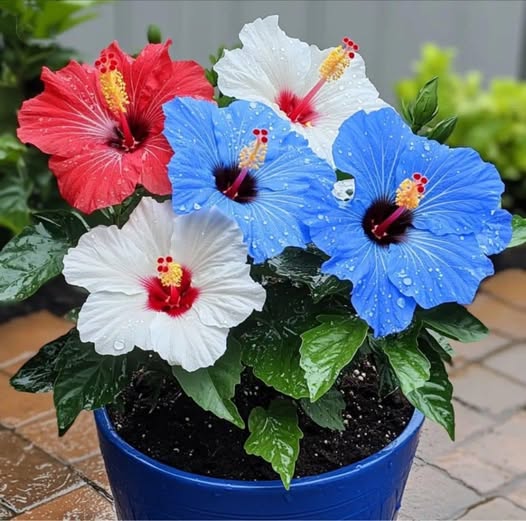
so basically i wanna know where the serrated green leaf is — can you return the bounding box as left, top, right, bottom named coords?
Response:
left=268, top=247, right=350, bottom=303
left=300, top=315, right=367, bottom=401
left=10, top=330, right=72, bottom=393
left=408, top=345, right=455, bottom=440
left=412, top=77, right=439, bottom=130
left=419, top=303, right=488, bottom=342
left=380, top=325, right=431, bottom=395
left=509, top=215, right=526, bottom=248
left=0, top=213, right=86, bottom=302
left=244, top=399, right=303, bottom=489
left=426, top=116, right=457, bottom=144
left=300, top=388, right=346, bottom=431
left=172, top=338, right=244, bottom=428
left=237, top=284, right=325, bottom=399
left=53, top=330, right=132, bottom=435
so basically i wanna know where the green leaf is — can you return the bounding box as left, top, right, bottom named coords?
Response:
left=300, top=388, right=346, bottom=431
left=400, top=99, right=414, bottom=125
left=419, top=303, right=488, bottom=342
left=244, top=399, right=303, bottom=489
left=426, top=116, right=457, bottom=144
left=172, top=338, right=244, bottom=428
left=0, top=213, right=86, bottom=302
left=509, top=215, right=526, bottom=248
left=424, top=329, right=455, bottom=363
left=0, top=174, right=32, bottom=234
left=407, top=344, right=455, bottom=440
left=267, top=247, right=350, bottom=303
left=300, top=315, right=368, bottom=400
left=10, top=331, right=71, bottom=393
left=53, top=330, right=132, bottom=435
left=237, top=284, right=326, bottom=399
left=380, top=325, right=431, bottom=395
left=412, top=77, right=439, bottom=129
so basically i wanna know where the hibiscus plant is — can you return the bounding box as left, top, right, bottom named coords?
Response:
left=2, top=16, right=526, bottom=488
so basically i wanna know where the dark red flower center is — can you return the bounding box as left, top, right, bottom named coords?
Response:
left=214, top=164, right=257, bottom=203
left=143, top=257, right=199, bottom=316
left=363, top=198, right=413, bottom=246
left=276, top=90, right=319, bottom=126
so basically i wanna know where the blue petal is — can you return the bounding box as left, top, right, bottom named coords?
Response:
left=333, top=108, right=413, bottom=203
left=477, top=209, right=513, bottom=256
left=388, top=229, right=494, bottom=309
left=321, top=239, right=416, bottom=337
left=399, top=141, right=505, bottom=235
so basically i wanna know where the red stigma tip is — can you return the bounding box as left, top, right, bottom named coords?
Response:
left=261, top=136, right=268, bottom=144
left=417, top=185, right=425, bottom=193
left=95, top=60, right=101, bottom=67
left=261, top=129, right=268, bottom=135
left=421, top=177, right=428, bottom=185
left=253, top=129, right=260, bottom=135
left=413, top=173, right=421, bottom=180
left=109, top=65, right=116, bottom=71
left=343, top=37, right=349, bottom=43
left=348, top=52, right=355, bottom=59
left=166, top=256, right=173, bottom=262
left=157, top=257, right=164, bottom=263
left=108, top=53, right=114, bottom=58
left=101, top=56, right=107, bottom=63
left=353, top=44, right=359, bottom=51
left=163, top=266, right=169, bottom=272
left=157, top=266, right=163, bottom=272
left=100, top=67, right=107, bottom=74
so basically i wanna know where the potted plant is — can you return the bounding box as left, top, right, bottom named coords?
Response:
left=3, top=15, right=526, bottom=521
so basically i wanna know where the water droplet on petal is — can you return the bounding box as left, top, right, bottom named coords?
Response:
left=396, top=298, right=406, bottom=308
left=114, top=339, right=126, bottom=351
left=402, top=277, right=412, bottom=286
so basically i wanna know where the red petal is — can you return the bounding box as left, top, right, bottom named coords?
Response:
left=138, top=133, right=173, bottom=195
left=17, top=62, right=114, bottom=156
left=49, top=147, right=139, bottom=214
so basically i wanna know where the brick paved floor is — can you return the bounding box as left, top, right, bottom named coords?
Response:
left=0, top=270, right=525, bottom=520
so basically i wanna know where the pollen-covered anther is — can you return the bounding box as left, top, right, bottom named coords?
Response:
left=319, top=37, right=359, bottom=82
left=395, top=173, right=428, bottom=210
left=157, top=258, right=183, bottom=287
left=238, top=128, right=269, bottom=170
left=96, top=52, right=130, bottom=115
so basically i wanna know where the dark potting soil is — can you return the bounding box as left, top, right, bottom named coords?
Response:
left=110, top=357, right=413, bottom=481
left=0, top=275, right=86, bottom=324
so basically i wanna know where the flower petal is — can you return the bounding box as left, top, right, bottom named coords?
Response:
left=137, top=133, right=172, bottom=195
left=77, top=291, right=153, bottom=356
left=333, top=108, right=413, bottom=203
left=388, top=229, right=494, bottom=308
left=477, top=209, right=513, bottom=256
left=401, top=141, right=506, bottom=235
left=149, top=311, right=229, bottom=371
left=17, top=62, right=114, bottom=156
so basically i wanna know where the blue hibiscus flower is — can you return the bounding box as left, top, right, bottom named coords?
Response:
left=162, top=98, right=335, bottom=263
left=306, top=107, right=512, bottom=337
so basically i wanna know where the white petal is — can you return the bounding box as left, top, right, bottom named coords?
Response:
left=215, top=15, right=311, bottom=104
left=63, top=198, right=175, bottom=294
left=77, top=291, right=153, bottom=356
left=149, top=311, right=229, bottom=371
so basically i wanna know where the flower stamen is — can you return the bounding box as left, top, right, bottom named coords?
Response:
left=223, top=128, right=268, bottom=200
left=157, top=256, right=183, bottom=287
left=372, top=173, right=428, bottom=240
left=95, top=52, right=135, bottom=149
left=288, top=37, right=359, bottom=124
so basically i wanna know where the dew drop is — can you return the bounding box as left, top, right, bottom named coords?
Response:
left=402, top=277, right=412, bottom=286
left=113, top=340, right=126, bottom=351
left=396, top=298, right=406, bottom=308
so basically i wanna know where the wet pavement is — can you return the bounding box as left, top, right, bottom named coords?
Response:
left=0, top=269, right=525, bottom=520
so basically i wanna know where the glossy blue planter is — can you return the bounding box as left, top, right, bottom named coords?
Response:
left=94, top=408, right=424, bottom=520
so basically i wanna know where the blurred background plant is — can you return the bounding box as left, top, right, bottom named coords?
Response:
left=396, top=43, right=526, bottom=216
left=0, top=0, right=106, bottom=246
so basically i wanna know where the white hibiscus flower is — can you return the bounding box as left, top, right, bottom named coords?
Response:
left=63, top=198, right=266, bottom=371
left=214, top=15, right=388, bottom=164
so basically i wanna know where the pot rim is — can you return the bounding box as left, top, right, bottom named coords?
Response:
left=94, top=406, right=424, bottom=490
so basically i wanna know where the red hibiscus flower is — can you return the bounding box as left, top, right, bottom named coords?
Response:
left=17, top=41, right=214, bottom=214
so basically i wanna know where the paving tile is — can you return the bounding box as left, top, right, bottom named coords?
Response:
left=75, top=454, right=111, bottom=493
left=0, top=373, right=54, bottom=429
left=459, top=497, right=526, bottom=520
left=434, top=448, right=514, bottom=494
left=508, top=479, right=526, bottom=510
left=17, top=411, right=99, bottom=464
left=482, top=269, right=526, bottom=309
left=451, top=365, right=526, bottom=414
left=465, top=411, right=526, bottom=474
left=450, top=333, right=510, bottom=364
left=0, top=430, right=82, bottom=513
left=0, top=312, right=72, bottom=372
left=468, top=294, right=526, bottom=340
left=400, top=464, right=480, bottom=520
left=484, top=343, right=526, bottom=385
left=14, top=485, right=115, bottom=520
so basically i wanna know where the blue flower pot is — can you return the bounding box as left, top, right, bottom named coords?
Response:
left=94, top=407, right=424, bottom=520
